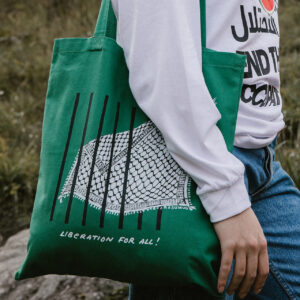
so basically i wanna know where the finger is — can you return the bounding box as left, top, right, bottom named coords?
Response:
left=237, top=241, right=259, bottom=299
left=226, top=249, right=246, bottom=295
left=252, top=240, right=269, bottom=294
left=218, top=245, right=234, bottom=293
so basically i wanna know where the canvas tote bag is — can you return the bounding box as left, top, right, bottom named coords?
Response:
left=15, top=0, right=246, bottom=297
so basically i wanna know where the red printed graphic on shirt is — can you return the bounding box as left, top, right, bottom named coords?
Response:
left=259, top=0, right=275, bottom=14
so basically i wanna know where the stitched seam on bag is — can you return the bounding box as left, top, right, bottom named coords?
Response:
left=58, top=50, right=103, bottom=53
left=57, top=48, right=120, bottom=54
left=202, top=64, right=244, bottom=69
left=58, top=51, right=90, bottom=53
left=269, top=260, right=298, bottom=300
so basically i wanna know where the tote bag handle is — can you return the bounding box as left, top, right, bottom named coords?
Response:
left=94, top=0, right=117, bottom=39
left=200, top=0, right=206, bottom=48
left=94, top=0, right=207, bottom=47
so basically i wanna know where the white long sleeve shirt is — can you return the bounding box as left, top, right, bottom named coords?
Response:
left=110, top=0, right=285, bottom=223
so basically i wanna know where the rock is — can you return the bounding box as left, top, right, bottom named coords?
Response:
left=0, top=229, right=129, bottom=300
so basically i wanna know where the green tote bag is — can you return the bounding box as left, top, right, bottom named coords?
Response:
left=15, top=0, right=246, bottom=298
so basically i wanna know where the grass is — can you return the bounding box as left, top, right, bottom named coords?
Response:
left=0, top=0, right=100, bottom=242
left=0, top=0, right=299, bottom=244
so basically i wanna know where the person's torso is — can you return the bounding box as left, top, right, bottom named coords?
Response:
left=206, top=0, right=285, bottom=148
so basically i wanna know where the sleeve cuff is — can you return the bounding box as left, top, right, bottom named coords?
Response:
left=197, top=176, right=251, bottom=223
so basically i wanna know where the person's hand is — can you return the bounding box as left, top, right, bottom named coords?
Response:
left=212, top=207, right=269, bottom=299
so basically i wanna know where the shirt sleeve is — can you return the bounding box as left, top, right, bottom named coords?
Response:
left=110, top=0, right=251, bottom=223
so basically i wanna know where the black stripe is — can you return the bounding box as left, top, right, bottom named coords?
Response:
left=100, top=102, right=121, bottom=228
left=65, top=93, right=94, bottom=224
left=82, top=95, right=109, bottom=226
left=156, top=207, right=163, bottom=230
left=118, top=106, right=136, bottom=229
left=137, top=211, right=143, bottom=230
left=50, top=93, right=80, bottom=221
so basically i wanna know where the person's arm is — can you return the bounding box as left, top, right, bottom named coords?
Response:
left=110, top=0, right=250, bottom=223
left=110, top=1, right=270, bottom=298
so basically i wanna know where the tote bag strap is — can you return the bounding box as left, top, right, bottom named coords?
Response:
left=94, top=0, right=206, bottom=46
left=200, top=0, right=206, bottom=48
left=94, top=0, right=117, bottom=39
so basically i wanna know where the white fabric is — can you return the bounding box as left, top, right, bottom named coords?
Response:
left=205, top=1, right=285, bottom=148
left=110, top=0, right=284, bottom=223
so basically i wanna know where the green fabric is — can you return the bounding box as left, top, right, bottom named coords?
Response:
left=200, top=0, right=207, bottom=48
left=15, top=0, right=246, bottom=298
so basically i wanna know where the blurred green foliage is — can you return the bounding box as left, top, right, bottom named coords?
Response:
left=0, top=0, right=299, bottom=242
left=0, top=0, right=100, bottom=241
left=276, top=0, right=300, bottom=186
